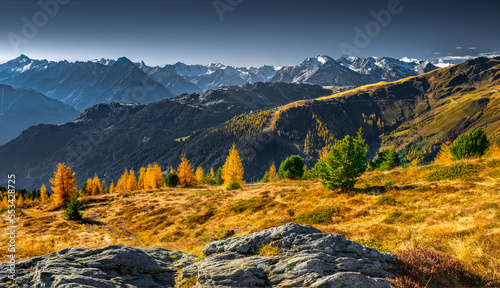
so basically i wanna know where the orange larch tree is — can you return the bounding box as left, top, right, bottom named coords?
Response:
left=222, top=144, right=244, bottom=186
left=195, top=166, right=204, bottom=184
left=40, top=184, right=49, bottom=201
left=177, top=155, right=196, bottom=187
left=50, top=163, right=78, bottom=208
left=268, top=162, right=280, bottom=182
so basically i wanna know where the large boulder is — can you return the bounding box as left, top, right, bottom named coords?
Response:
left=0, top=245, right=196, bottom=288
left=182, top=223, right=396, bottom=287
left=0, top=224, right=397, bottom=287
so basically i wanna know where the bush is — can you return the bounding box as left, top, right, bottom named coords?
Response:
left=279, top=155, right=304, bottom=180
left=295, top=206, right=340, bottom=225
left=64, top=195, right=82, bottom=221
left=450, top=128, right=489, bottom=160
left=425, top=163, right=479, bottom=181
left=164, top=172, right=180, bottom=187
left=372, top=148, right=401, bottom=171
left=225, top=180, right=242, bottom=191
left=314, top=129, right=368, bottom=190
left=395, top=247, right=485, bottom=287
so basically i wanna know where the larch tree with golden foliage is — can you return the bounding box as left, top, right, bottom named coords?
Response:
left=177, top=155, right=196, bottom=187
left=268, top=162, right=279, bottom=182
left=50, top=163, right=78, bottom=208
left=40, top=184, right=49, bottom=201
left=146, top=164, right=163, bottom=190
left=109, top=182, right=116, bottom=194
left=137, top=167, right=147, bottom=190
left=195, top=166, right=204, bottom=184
left=127, top=169, right=138, bottom=192
left=434, top=140, right=453, bottom=165
left=222, top=144, right=244, bottom=187
left=116, top=169, right=130, bottom=192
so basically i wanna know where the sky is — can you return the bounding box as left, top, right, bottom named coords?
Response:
left=0, top=0, right=499, bottom=67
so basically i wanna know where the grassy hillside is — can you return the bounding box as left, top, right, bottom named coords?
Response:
left=1, top=157, right=499, bottom=286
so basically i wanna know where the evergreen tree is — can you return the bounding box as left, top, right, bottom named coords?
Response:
left=279, top=155, right=304, bottom=180
left=50, top=163, right=78, bottom=208
left=165, top=172, right=180, bottom=187
left=177, top=155, right=196, bottom=187
left=450, top=128, right=489, bottom=160
left=372, top=148, right=400, bottom=171
left=314, top=129, right=368, bottom=191
left=64, top=195, right=82, bottom=220
left=215, top=167, right=223, bottom=185
left=260, top=171, right=270, bottom=183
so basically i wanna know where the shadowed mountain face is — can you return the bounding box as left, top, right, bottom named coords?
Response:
left=0, top=56, right=174, bottom=111
left=0, top=82, right=332, bottom=190
left=0, top=84, right=80, bottom=145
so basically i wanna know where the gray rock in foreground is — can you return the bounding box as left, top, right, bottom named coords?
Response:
left=182, top=223, right=396, bottom=287
left=0, top=224, right=397, bottom=287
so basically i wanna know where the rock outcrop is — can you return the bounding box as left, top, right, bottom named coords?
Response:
left=0, top=224, right=397, bottom=287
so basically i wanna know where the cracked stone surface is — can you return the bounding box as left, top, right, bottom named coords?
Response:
left=0, top=224, right=397, bottom=287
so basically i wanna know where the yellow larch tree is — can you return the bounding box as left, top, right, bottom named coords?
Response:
left=137, top=167, right=147, bottom=190
left=268, top=162, right=279, bottom=182
left=177, top=155, right=196, bottom=187
left=489, top=143, right=500, bottom=158
left=127, top=169, right=138, bottom=192
left=222, top=144, right=244, bottom=185
left=434, top=140, right=453, bottom=165
left=109, top=182, right=116, bottom=194
left=40, top=184, right=49, bottom=201
left=116, top=169, right=130, bottom=192
left=146, top=163, right=163, bottom=190
left=195, top=166, right=204, bottom=184
left=50, top=163, right=78, bottom=208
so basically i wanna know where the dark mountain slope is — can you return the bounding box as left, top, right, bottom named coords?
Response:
left=0, top=84, right=80, bottom=145
left=0, top=83, right=331, bottom=189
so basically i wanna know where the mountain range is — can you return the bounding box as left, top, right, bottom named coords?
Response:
left=1, top=56, right=499, bottom=190
left=0, top=54, right=438, bottom=112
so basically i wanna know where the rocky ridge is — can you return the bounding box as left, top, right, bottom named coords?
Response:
left=0, top=224, right=397, bottom=287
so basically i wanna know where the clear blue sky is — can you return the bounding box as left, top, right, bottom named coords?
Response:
left=1, top=0, right=499, bottom=67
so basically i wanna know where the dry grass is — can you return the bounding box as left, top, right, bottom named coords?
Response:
left=1, top=159, right=500, bottom=286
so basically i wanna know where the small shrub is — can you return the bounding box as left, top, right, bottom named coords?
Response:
left=376, top=196, right=396, bottom=206
left=296, top=206, right=340, bottom=225
left=356, top=237, right=386, bottom=252
left=225, top=180, right=242, bottom=191
left=382, top=211, right=434, bottom=224
left=164, top=172, right=180, bottom=187
left=258, top=244, right=281, bottom=257
left=228, top=200, right=259, bottom=213
left=395, top=247, right=485, bottom=287
left=63, top=195, right=82, bottom=221
left=486, top=159, right=500, bottom=168
left=279, top=155, right=305, bottom=180
left=425, top=163, right=479, bottom=181
left=450, top=128, right=489, bottom=160
left=385, top=179, right=395, bottom=187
